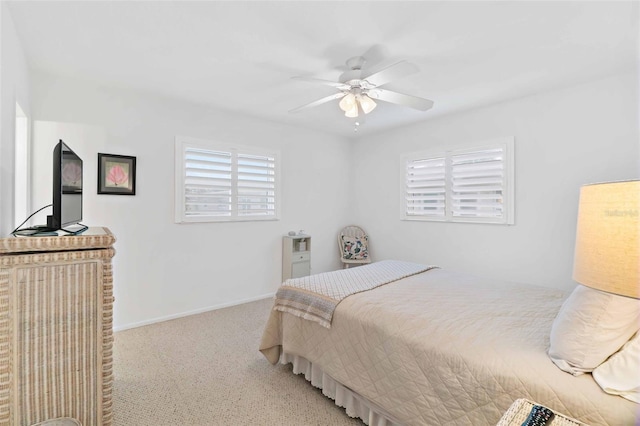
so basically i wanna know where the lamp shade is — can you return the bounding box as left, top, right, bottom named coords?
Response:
left=573, top=180, right=639, bottom=298
left=344, top=104, right=358, bottom=118
left=339, top=93, right=356, bottom=112
left=359, top=94, right=377, bottom=114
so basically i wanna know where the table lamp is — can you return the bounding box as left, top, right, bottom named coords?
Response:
left=573, top=180, right=639, bottom=299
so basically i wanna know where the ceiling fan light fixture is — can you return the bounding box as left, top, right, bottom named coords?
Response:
left=359, top=94, right=377, bottom=114
left=339, top=93, right=356, bottom=112
left=289, top=55, right=433, bottom=119
left=344, top=104, right=359, bottom=118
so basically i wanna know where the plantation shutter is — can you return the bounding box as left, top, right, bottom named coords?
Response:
left=176, top=137, right=280, bottom=222
left=450, top=147, right=504, bottom=220
left=405, top=157, right=446, bottom=217
left=237, top=153, right=276, bottom=217
left=184, top=148, right=233, bottom=217
left=402, top=138, right=513, bottom=224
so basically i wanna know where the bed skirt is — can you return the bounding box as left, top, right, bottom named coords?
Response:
left=281, top=352, right=402, bottom=426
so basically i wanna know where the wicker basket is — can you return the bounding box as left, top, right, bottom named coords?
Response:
left=497, top=399, right=587, bottom=426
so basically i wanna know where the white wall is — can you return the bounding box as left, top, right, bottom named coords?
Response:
left=22, top=61, right=640, bottom=328
left=351, top=72, right=639, bottom=291
left=31, top=71, right=352, bottom=330
left=0, top=2, right=31, bottom=235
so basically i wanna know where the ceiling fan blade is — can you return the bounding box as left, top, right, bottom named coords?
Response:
left=291, top=76, right=351, bottom=90
left=362, top=60, right=419, bottom=87
left=289, top=92, right=346, bottom=113
left=368, top=88, right=434, bottom=111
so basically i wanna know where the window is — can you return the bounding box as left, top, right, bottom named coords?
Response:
left=175, top=136, right=280, bottom=223
left=402, top=138, right=514, bottom=224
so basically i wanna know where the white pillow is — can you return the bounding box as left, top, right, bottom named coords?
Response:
left=548, top=284, right=640, bottom=375
left=592, top=332, right=640, bottom=403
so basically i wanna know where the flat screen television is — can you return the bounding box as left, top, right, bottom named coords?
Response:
left=46, top=140, right=84, bottom=231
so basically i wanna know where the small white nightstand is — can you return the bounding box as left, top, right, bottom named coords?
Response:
left=282, top=234, right=311, bottom=281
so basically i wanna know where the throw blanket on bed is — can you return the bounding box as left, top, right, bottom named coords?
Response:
left=274, top=260, right=437, bottom=328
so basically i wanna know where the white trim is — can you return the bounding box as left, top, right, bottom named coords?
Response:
left=174, top=138, right=186, bottom=223
left=113, top=292, right=275, bottom=332
left=14, top=102, right=31, bottom=228
left=444, top=150, right=453, bottom=221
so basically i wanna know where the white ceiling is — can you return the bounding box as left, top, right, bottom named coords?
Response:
left=7, top=1, right=639, bottom=138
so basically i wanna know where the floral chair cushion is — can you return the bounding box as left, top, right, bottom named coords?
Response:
left=341, top=235, right=369, bottom=260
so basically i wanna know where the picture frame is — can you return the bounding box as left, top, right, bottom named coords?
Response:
left=97, top=153, right=136, bottom=195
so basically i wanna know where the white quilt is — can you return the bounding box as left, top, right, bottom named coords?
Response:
left=260, top=268, right=637, bottom=425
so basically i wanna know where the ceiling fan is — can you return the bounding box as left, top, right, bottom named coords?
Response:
left=289, top=56, right=434, bottom=119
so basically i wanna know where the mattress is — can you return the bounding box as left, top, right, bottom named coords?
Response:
left=260, top=268, right=638, bottom=425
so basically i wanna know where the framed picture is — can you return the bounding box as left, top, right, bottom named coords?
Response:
left=98, top=153, right=136, bottom=195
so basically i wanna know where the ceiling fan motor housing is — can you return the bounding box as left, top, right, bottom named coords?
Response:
left=339, top=56, right=368, bottom=85
left=339, top=71, right=363, bottom=85
left=346, top=56, right=366, bottom=70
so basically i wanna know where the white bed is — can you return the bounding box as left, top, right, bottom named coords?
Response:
left=260, top=266, right=637, bottom=425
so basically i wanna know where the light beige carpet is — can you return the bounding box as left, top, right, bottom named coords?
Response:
left=113, top=297, right=363, bottom=425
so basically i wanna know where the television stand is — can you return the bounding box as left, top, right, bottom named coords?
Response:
left=12, top=223, right=89, bottom=237
left=60, top=223, right=89, bottom=235
left=0, top=227, right=115, bottom=425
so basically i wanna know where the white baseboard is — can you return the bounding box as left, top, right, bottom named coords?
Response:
left=113, top=292, right=275, bottom=332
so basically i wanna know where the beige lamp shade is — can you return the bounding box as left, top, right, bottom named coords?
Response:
left=573, top=180, right=640, bottom=298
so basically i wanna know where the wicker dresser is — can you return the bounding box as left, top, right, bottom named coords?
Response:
left=0, top=228, right=115, bottom=426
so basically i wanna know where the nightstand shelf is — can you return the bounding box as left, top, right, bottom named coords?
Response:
left=282, top=234, right=311, bottom=281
